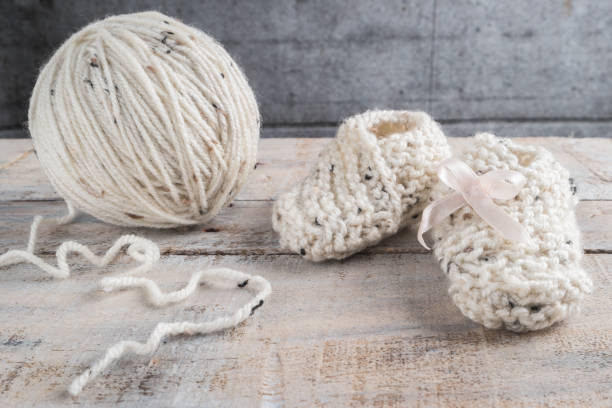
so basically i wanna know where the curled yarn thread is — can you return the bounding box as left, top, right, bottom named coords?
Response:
left=17, top=11, right=267, bottom=395
left=0, top=205, right=271, bottom=396
left=70, top=270, right=270, bottom=396
left=28, top=11, right=260, bottom=227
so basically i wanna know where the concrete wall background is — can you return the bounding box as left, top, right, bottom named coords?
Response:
left=1, top=0, right=611, bottom=138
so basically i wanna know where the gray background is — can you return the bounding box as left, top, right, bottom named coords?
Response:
left=2, top=0, right=611, bottom=138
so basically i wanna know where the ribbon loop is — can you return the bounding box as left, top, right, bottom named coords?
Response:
left=479, top=170, right=526, bottom=199
left=417, top=158, right=530, bottom=250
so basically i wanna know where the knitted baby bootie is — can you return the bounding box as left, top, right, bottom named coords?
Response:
left=272, top=110, right=451, bottom=261
left=428, top=133, right=592, bottom=332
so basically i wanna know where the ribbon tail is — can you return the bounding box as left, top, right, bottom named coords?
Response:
left=469, top=196, right=531, bottom=245
left=417, top=193, right=466, bottom=250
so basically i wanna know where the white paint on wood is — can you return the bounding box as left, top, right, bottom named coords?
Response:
left=0, top=137, right=610, bottom=406
left=0, top=200, right=609, bottom=256
left=0, top=138, right=611, bottom=202
left=0, top=254, right=610, bottom=406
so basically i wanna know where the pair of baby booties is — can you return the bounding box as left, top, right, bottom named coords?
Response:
left=272, top=110, right=592, bottom=332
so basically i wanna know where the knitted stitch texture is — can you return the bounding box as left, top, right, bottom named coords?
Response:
left=273, top=110, right=451, bottom=261
left=430, top=133, right=592, bottom=332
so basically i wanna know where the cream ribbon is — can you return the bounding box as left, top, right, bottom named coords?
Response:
left=417, top=157, right=531, bottom=250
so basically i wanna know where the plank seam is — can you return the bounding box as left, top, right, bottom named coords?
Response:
left=30, top=248, right=611, bottom=256
left=2, top=198, right=611, bottom=204
left=5, top=118, right=612, bottom=134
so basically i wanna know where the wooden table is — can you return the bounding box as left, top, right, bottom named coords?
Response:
left=0, top=137, right=610, bottom=407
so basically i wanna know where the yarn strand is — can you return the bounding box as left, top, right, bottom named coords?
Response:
left=69, top=270, right=271, bottom=396
left=0, top=204, right=271, bottom=396
left=16, top=10, right=266, bottom=398
left=28, top=11, right=260, bottom=228
left=0, top=202, right=79, bottom=276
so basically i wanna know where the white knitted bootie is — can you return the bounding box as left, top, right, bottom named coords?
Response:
left=272, top=110, right=451, bottom=261
left=430, top=133, right=592, bottom=332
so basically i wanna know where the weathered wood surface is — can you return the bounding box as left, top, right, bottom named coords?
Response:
left=1, top=137, right=611, bottom=202
left=6, top=120, right=612, bottom=141
left=0, top=137, right=611, bottom=407
left=0, top=200, right=609, bottom=257
left=2, top=1, right=612, bottom=137
left=1, top=254, right=611, bottom=407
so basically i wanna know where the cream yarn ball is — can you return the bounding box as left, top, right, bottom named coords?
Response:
left=28, top=11, right=260, bottom=228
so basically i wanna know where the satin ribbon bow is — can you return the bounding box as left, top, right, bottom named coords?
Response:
left=417, top=157, right=531, bottom=250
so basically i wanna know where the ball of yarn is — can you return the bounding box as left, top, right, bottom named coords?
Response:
left=28, top=11, right=260, bottom=228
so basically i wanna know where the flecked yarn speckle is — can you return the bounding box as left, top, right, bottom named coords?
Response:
left=273, top=110, right=451, bottom=261
left=430, top=134, right=592, bottom=332
left=28, top=11, right=260, bottom=227
left=13, top=11, right=268, bottom=396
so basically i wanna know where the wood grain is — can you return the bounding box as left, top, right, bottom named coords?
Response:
left=6, top=118, right=612, bottom=140
left=1, top=254, right=610, bottom=407
left=0, top=137, right=610, bottom=202
left=0, top=199, right=609, bottom=257
left=0, top=137, right=610, bottom=406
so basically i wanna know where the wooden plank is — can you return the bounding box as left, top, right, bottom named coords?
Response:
left=7, top=119, right=612, bottom=141
left=0, top=137, right=610, bottom=202
left=1, top=253, right=610, bottom=406
left=0, top=199, right=609, bottom=255
left=0, top=136, right=609, bottom=407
